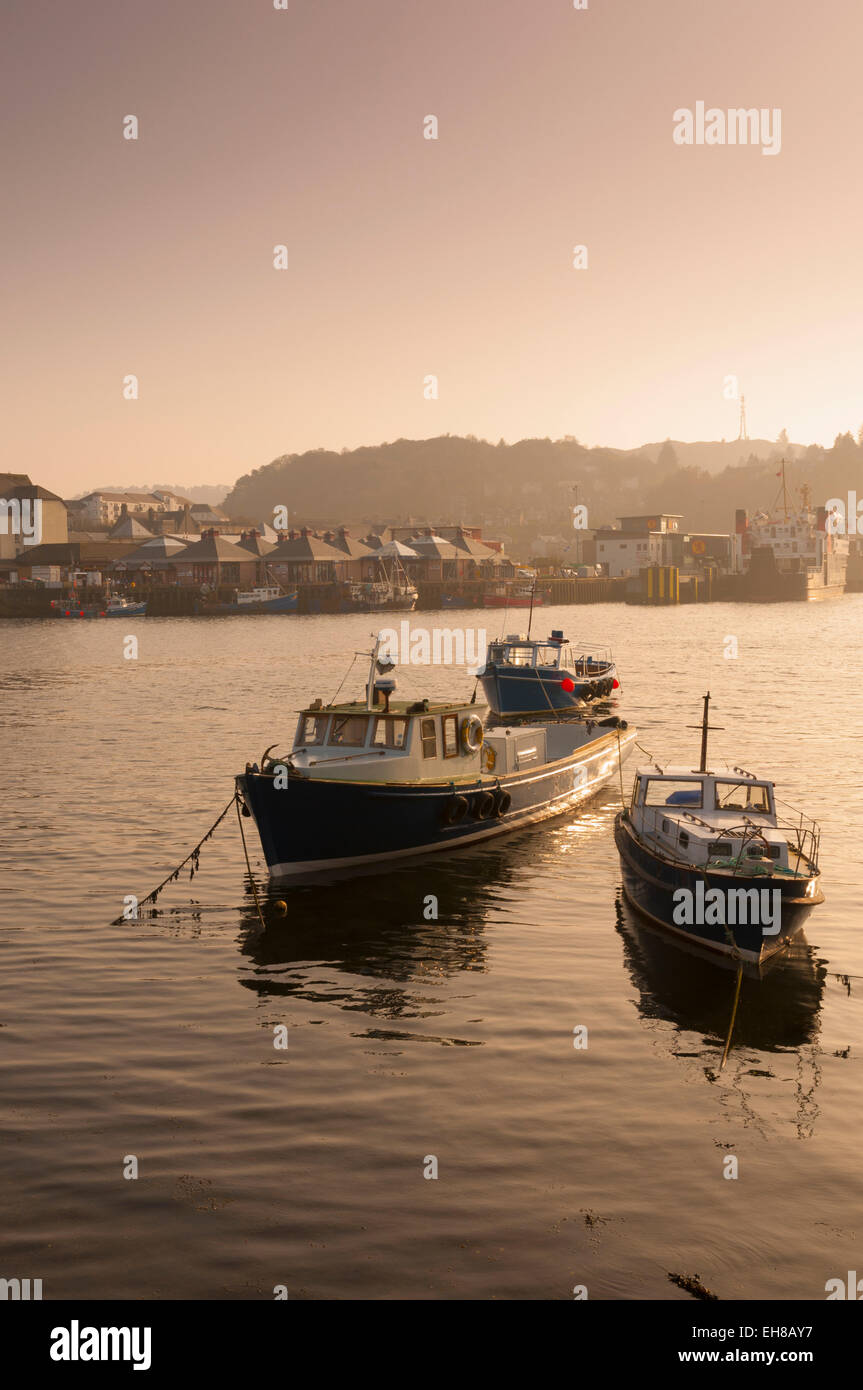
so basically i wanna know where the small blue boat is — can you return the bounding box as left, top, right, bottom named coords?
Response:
left=479, top=630, right=618, bottom=718
left=204, top=586, right=298, bottom=615
left=236, top=636, right=635, bottom=878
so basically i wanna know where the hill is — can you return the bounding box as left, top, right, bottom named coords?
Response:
left=222, top=432, right=863, bottom=537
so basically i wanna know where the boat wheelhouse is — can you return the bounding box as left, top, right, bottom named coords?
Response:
left=480, top=630, right=618, bottom=718
left=236, top=636, right=636, bottom=877
left=614, top=697, right=823, bottom=962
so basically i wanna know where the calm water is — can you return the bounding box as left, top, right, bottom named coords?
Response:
left=2, top=600, right=862, bottom=1300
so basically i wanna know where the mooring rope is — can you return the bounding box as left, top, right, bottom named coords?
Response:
left=235, top=791, right=268, bottom=932
left=110, top=792, right=238, bottom=926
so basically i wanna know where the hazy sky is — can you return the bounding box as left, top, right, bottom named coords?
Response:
left=4, top=0, right=863, bottom=495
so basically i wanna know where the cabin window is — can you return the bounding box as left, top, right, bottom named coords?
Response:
left=329, top=714, right=369, bottom=747
left=372, top=716, right=409, bottom=750
left=300, top=715, right=329, bottom=746
left=747, top=844, right=780, bottom=859
left=421, top=717, right=437, bottom=759
left=505, top=646, right=532, bottom=667
left=643, top=778, right=703, bottom=808
left=713, top=780, right=770, bottom=813
left=678, top=831, right=690, bottom=848
left=442, top=714, right=459, bottom=758
left=708, top=841, right=734, bottom=857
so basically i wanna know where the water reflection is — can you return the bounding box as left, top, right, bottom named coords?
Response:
left=614, top=891, right=825, bottom=1051
left=615, top=893, right=827, bottom=1137
left=234, top=847, right=523, bottom=1022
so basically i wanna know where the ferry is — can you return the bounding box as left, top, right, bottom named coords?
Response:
left=734, top=469, right=848, bottom=600
left=614, top=695, right=823, bottom=962
left=480, top=630, right=618, bottom=718
left=236, top=636, right=636, bottom=877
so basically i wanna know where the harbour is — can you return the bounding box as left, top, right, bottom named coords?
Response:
left=2, top=598, right=862, bottom=1300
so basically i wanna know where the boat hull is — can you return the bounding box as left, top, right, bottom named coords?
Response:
left=204, top=592, right=298, bottom=615
left=238, top=727, right=635, bottom=877
left=480, top=662, right=617, bottom=716
left=614, top=814, right=821, bottom=962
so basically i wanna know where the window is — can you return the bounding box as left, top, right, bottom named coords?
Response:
left=329, top=715, right=369, bottom=747
left=708, top=841, right=734, bottom=857
left=372, top=716, right=409, bottom=749
left=299, top=715, right=329, bottom=745
left=442, top=714, right=459, bottom=758
left=713, top=781, right=770, bottom=813
left=679, top=831, right=690, bottom=848
left=643, top=778, right=703, bottom=808
left=421, top=717, right=437, bottom=759
left=747, top=843, right=780, bottom=859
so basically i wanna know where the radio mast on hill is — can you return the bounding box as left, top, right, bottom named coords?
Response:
left=737, top=394, right=749, bottom=441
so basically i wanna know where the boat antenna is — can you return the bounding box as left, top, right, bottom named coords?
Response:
left=526, top=574, right=537, bottom=639
left=687, top=691, right=724, bottom=772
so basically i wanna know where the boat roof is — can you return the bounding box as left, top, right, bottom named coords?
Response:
left=635, top=763, right=768, bottom=781
left=300, top=699, right=478, bottom=717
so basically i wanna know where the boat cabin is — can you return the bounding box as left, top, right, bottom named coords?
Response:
left=628, top=764, right=811, bottom=873
left=486, top=631, right=613, bottom=674
left=289, top=698, right=487, bottom=782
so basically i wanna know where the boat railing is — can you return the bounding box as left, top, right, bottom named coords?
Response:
left=637, top=805, right=820, bottom=876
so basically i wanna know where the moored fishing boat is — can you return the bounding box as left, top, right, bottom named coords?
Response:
left=105, top=596, right=148, bottom=616
left=480, top=630, right=618, bottom=718
left=203, top=585, right=298, bottom=615
left=236, top=636, right=635, bottom=877
left=614, top=695, right=823, bottom=962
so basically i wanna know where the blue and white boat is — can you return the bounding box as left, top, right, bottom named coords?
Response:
left=479, top=630, right=618, bottom=718
left=105, top=596, right=148, bottom=617
left=236, top=636, right=635, bottom=878
left=614, top=696, right=823, bottom=962
left=205, top=586, right=298, bottom=615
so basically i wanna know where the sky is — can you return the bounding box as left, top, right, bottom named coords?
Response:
left=3, top=0, right=863, bottom=497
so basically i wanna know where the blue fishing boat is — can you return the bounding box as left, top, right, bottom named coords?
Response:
left=204, top=586, right=298, bottom=615
left=105, top=596, right=148, bottom=617
left=479, top=630, right=618, bottom=718
left=236, top=636, right=635, bottom=877
left=614, top=695, right=823, bottom=962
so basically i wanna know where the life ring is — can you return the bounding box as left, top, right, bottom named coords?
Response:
left=484, top=745, right=497, bottom=772
left=442, top=794, right=468, bottom=825
left=460, top=714, right=484, bottom=755
left=473, top=791, right=496, bottom=820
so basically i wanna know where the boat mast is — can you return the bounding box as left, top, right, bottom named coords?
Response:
left=526, top=575, right=537, bottom=639
left=687, top=691, right=724, bottom=773
left=699, top=692, right=710, bottom=772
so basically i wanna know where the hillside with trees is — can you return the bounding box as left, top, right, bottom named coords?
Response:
left=222, top=431, right=863, bottom=537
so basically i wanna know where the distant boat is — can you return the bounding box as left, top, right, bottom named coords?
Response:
left=105, top=596, right=147, bottom=616
left=339, top=551, right=417, bottom=612
left=736, top=468, right=848, bottom=600
left=480, top=630, right=618, bottom=718
left=49, top=598, right=105, bottom=619
left=236, top=634, right=635, bottom=877
left=203, top=586, right=298, bottom=615
left=614, top=694, right=823, bottom=962
left=484, top=578, right=543, bottom=609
